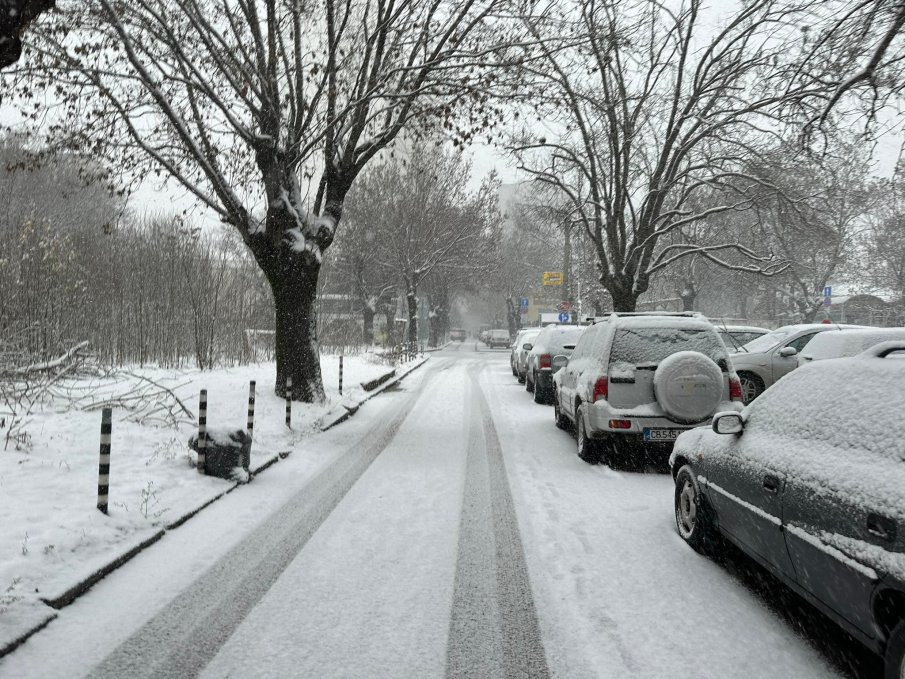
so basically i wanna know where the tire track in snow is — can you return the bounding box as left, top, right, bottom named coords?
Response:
left=445, top=365, right=550, bottom=679
left=85, top=360, right=445, bottom=679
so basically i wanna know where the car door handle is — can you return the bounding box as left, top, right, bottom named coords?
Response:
left=762, top=475, right=780, bottom=494
left=867, top=514, right=896, bottom=542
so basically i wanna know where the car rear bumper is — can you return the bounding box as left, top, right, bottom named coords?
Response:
left=584, top=401, right=739, bottom=438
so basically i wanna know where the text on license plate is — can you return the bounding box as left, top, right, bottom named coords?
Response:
left=643, top=428, right=681, bottom=442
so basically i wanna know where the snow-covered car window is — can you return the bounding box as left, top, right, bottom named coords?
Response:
left=740, top=328, right=794, bottom=353
left=609, top=327, right=728, bottom=368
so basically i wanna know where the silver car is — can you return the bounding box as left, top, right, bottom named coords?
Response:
left=731, top=323, right=865, bottom=404
left=513, top=327, right=542, bottom=382
left=553, top=313, right=743, bottom=466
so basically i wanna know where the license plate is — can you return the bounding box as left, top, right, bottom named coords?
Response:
left=643, top=428, right=681, bottom=442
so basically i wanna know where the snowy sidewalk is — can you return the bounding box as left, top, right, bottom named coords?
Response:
left=0, top=353, right=428, bottom=657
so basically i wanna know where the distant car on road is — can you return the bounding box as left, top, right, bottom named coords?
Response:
left=487, top=328, right=511, bottom=349
left=670, top=341, right=905, bottom=678
left=553, top=313, right=743, bottom=465
left=714, top=324, right=770, bottom=352
left=730, top=323, right=865, bottom=404
left=450, top=328, right=467, bottom=342
left=797, top=327, right=905, bottom=366
left=525, top=325, right=585, bottom=404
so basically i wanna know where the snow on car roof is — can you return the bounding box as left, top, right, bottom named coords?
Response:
left=610, top=315, right=716, bottom=331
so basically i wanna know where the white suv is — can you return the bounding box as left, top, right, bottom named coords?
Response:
left=552, top=313, right=744, bottom=466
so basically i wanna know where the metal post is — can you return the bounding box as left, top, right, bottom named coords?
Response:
left=247, top=380, right=256, bottom=451
left=197, top=390, right=207, bottom=474
left=339, top=356, right=343, bottom=396
left=97, top=408, right=112, bottom=514
left=285, top=376, right=292, bottom=428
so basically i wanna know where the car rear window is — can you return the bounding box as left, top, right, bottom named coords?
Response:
left=609, top=327, right=728, bottom=368
left=543, top=327, right=584, bottom=351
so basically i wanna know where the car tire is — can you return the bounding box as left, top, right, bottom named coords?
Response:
left=885, top=618, right=905, bottom=679
left=554, top=392, right=570, bottom=430
left=738, top=371, right=764, bottom=405
left=533, top=378, right=547, bottom=404
left=674, top=465, right=717, bottom=555
left=576, top=406, right=600, bottom=464
left=526, top=371, right=535, bottom=393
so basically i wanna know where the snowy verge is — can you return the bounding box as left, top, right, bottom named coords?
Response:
left=0, top=353, right=430, bottom=658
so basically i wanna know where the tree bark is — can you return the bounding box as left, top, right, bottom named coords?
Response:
left=608, top=283, right=639, bottom=312
left=362, top=306, right=375, bottom=346
left=405, top=280, right=418, bottom=346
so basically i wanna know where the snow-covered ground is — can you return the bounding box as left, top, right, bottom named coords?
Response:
left=0, top=345, right=863, bottom=677
left=0, top=353, right=405, bottom=651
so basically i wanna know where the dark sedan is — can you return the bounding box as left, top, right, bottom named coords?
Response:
left=670, top=341, right=905, bottom=677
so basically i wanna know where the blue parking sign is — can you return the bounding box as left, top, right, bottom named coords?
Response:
left=823, top=286, right=832, bottom=297
left=558, top=311, right=570, bottom=323
left=520, top=297, right=529, bottom=309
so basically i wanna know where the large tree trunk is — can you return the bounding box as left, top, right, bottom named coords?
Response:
left=608, top=282, right=639, bottom=312
left=246, top=228, right=326, bottom=402
left=362, top=305, right=375, bottom=346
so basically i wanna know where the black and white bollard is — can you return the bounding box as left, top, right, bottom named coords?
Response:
left=96, top=408, right=112, bottom=514
left=339, top=356, right=344, bottom=396
left=247, top=381, right=256, bottom=451
left=198, top=389, right=208, bottom=474
left=285, top=376, right=292, bottom=429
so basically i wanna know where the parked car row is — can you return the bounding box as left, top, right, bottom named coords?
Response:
left=506, top=313, right=905, bottom=675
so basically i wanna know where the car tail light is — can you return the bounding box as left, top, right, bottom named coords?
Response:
left=729, top=375, right=743, bottom=402
left=539, top=354, right=552, bottom=369
left=608, top=419, right=631, bottom=429
left=592, top=376, right=608, bottom=402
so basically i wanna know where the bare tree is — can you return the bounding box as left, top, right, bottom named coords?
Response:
left=8, top=0, right=502, bottom=400
left=505, top=0, right=829, bottom=311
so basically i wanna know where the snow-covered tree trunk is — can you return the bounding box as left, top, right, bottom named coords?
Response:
left=405, top=280, right=418, bottom=347
left=362, top=305, right=376, bottom=346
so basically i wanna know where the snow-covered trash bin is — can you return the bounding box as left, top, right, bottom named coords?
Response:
left=188, top=428, right=251, bottom=482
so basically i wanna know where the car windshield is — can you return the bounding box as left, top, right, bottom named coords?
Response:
left=610, top=327, right=728, bottom=367
left=740, top=327, right=795, bottom=353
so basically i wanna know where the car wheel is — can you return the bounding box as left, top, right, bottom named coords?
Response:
left=576, top=406, right=600, bottom=464
left=674, top=465, right=717, bottom=555
left=554, top=392, right=570, bottom=430
left=738, top=372, right=764, bottom=405
left=885, top=619, right=905, bottom=679
left=526, top=371, right=535, bottom=393
left=533, top=378, right=547, bottom=404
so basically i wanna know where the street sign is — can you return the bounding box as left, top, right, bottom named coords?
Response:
left=543, top=272, right=564, bottom=286
left=557, top=301, right=572, bottom=312
left=823, top=286, right=832, bottom=297
left=824, top=296, right=832, bottom=308
left=558, top=311, right=571, bottom=323
left=519, top=297, right=529, bottom=309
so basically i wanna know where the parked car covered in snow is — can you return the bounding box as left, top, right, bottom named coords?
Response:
left=797, top=327, right=905, bottom=366
left=552, top=313, right=743, bottom=465
left=450, top=327, right=467, bottom=341
left=731, top=323, right=865, bottom=404
left=512, top=327, right=542, bottom=382
left=525, top=325, right=584, bottom=404
left=670, top=341, right=905, bottom=677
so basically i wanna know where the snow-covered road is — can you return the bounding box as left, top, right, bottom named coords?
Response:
left=0, top=344, right=863, bottom=678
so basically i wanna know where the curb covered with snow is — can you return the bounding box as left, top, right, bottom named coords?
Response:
left=0, top=356, right=431, bottom=659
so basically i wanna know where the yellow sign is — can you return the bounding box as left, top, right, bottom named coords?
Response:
left=543, top=272, right=564, bottom=286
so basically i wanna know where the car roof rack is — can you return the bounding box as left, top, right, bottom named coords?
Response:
left=584, top=311, right=705, bottom=324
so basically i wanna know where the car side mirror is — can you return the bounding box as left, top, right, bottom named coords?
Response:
left=523, top=343, right=533, bottom=350
left=779, top=346, right=797, bottom=358
left=552, top=355, right=569, bottom=370
left=712, top=412, right=744, bottom=435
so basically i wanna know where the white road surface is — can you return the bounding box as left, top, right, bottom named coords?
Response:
left=0, top=344, right=848, bottom=678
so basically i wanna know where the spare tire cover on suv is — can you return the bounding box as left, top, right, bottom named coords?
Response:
left=653, top=351, right=723, bottom=424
